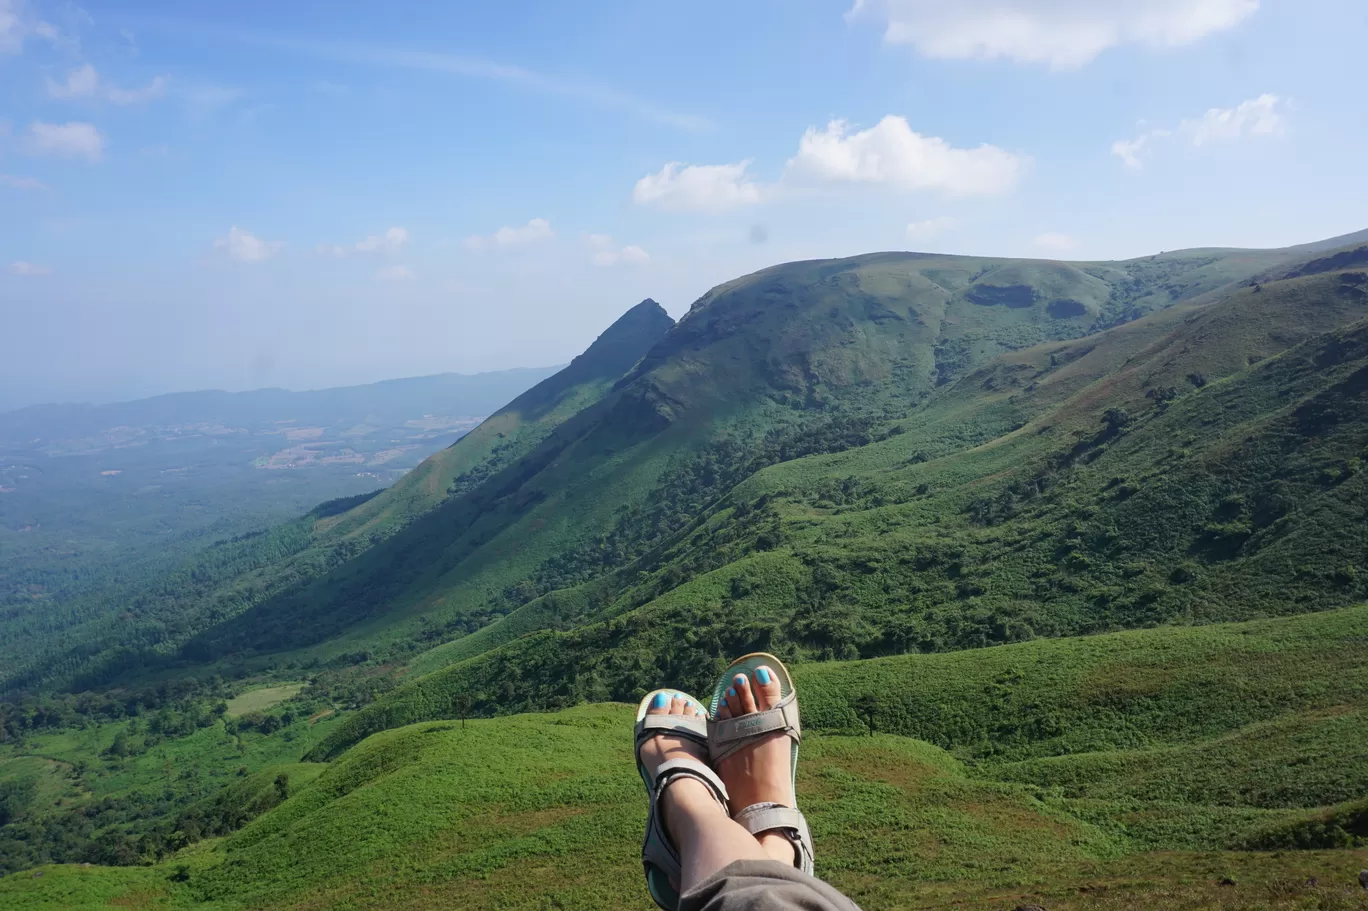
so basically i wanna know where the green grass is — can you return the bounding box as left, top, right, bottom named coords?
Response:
left=223, top=685, right=306, bottom=718
left=4, top=684, right=1367, bottom=908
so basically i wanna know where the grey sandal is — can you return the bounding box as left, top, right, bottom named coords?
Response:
left=635, top=689, right=730, bottom=911
left=707, top=653, right=816, bottom=875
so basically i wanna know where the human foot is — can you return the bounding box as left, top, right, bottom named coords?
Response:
left=636, top=689, right=731, bottom=904
left=715, top=666, right=799, bottom=866
left=638, top=690, right=710, bottom=781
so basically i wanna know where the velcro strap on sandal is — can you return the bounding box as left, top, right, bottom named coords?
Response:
left=710, top=696, right=801, bottom=753
left=653, top=758, right=729, bottom=808
left=733, top=801, right=814, bottom=875
left=636, top=711, right=708, bottom=745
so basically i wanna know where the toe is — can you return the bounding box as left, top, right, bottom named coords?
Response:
left=752, top=665, right=781, bottom=710
left=646, top=690, right=671, bottom=716
left=734, top=673, right=758, bottom=714
left=724, top=685, right=741, bottom=717
left=669, top=693, right=687, bottom=716
left=717, top=701, right=731, bottom=719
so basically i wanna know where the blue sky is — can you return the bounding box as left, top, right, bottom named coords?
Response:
left=2, top=0, right=1365, bottom=409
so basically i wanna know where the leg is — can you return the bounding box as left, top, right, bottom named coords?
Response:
left=661, top=778, right=775, bottom=893
left=640, top=693, right=774, bottom=893
left=716, top=667, right=799, bottom=866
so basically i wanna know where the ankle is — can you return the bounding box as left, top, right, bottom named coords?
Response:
left=661, top=777, right=726, bottom=843
left=757, top=831, right=797, bottom=866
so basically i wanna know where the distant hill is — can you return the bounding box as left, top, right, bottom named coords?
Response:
left=0, top=305, right=673, bottom=692
left=0, top=364, right=563, bottom=689
left=0, top=367, right=562, bottom=447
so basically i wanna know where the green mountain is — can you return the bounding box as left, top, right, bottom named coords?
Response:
left=0, top=302, right=672, bottom=693
left=308, top=243, right=1368, bottom=757
left=2, top=232, right=1368, bottom=908
left=167, top=240, right=1355, bottom=675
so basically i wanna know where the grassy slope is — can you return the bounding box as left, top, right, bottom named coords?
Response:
left=167, top=244, right=1319, bottom=676
left=311, top=258, right=1368, bottom=757
left=4, top=606, right=1367, bottom=910
left=4, top=301, right=674, bottom=693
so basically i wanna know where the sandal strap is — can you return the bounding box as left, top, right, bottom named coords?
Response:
left=641, top=758, right=730, bottom=910
left=653, top=758, right=729, bottom=806
left=733, top=801, right=815, bottom=875
left=636, top=711, right=708, bottom=744
left=709, top=693, right=801, bottom=763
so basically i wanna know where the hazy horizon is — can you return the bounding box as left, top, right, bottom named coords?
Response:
left=4, top=0, right=1365, bottom=409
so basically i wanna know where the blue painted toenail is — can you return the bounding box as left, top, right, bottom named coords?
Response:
left=734, top=674, right=747, bottom=687
left=726, top=688, right=736, bottom=698
left=652, top=692, right=668, bottom=708
left=756, top=667, right=771, bottom=685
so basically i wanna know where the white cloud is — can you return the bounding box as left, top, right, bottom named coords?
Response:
left=1112, top=95, right=1282, bottom=168
left=464, top=218, right=554, bottom=249
left=633, top=161, right=763, bottom=213
left=847, top=0, right=1259, bottom=69
left=47, top=64, right=169, bottom=104
left=585, top=233, right=649, bottom=267
left=375, top=264, right=415, bottom=282
left=8, top=260, right=51, bottom=275
left=906, top=216, right=960, bottom=241
left=1034, top=232, right=1078, bottom=253
left=784, top=116, right=1026, bottom=196
left=26, top=122, right=105, bottom=161
left=47, top=63, right=99, bottom=98
left=1183, top=93, right=1283, bottom=145
left=636, top=117, right=1023, bottom=216
left=214, top=226, right=282, bottom=263
left=1, top=174, right=46, bottom=190
left=1, top=0, right=57, bottom=55
left=320, top=226, right=409, bottom=256
left=107, top=75, right=169, bottom=105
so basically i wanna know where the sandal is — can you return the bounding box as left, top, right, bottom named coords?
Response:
left=707, top=653, right=816, bottom=875
left=635, top=689, right=730, bottom=911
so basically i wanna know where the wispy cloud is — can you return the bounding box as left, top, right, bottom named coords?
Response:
left=47, top=63, right=168, bottom=104
left=8, top=260, right=51, bottom=276
left=1, top=173, right=46, bottom=190
left=1112, top=94, right=1283, bottom=169
left=634, top=161, right=764, bottom=213
left=319, top=226, right=409, bottom=256
left=214, top=226, right=282, bottom=263
left=1, top=0, right=58, bottom=55
left=584, top=233, right=649, bottom=267
left=848, top=0, right=1259, bottom=69
left=375, top=264, right=415, bottom=282
left=465, top=218, right=554, bottom=250
left=142, top=21, right=710, bottom=131
left=26, top=121, right=105, bottom=161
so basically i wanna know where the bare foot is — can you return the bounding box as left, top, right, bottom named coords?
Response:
left=716, top=667, right=798, bottom=866
left=639, top=692, right=724, bottom=850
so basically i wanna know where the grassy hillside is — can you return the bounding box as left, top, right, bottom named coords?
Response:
left=0, top=301, right=673, bottom=695
left=310, top=253, right=1368, bottom=756
left=4, top=607, right=1367, bottom=909
left=159, top=242, right=1337, bottom=678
